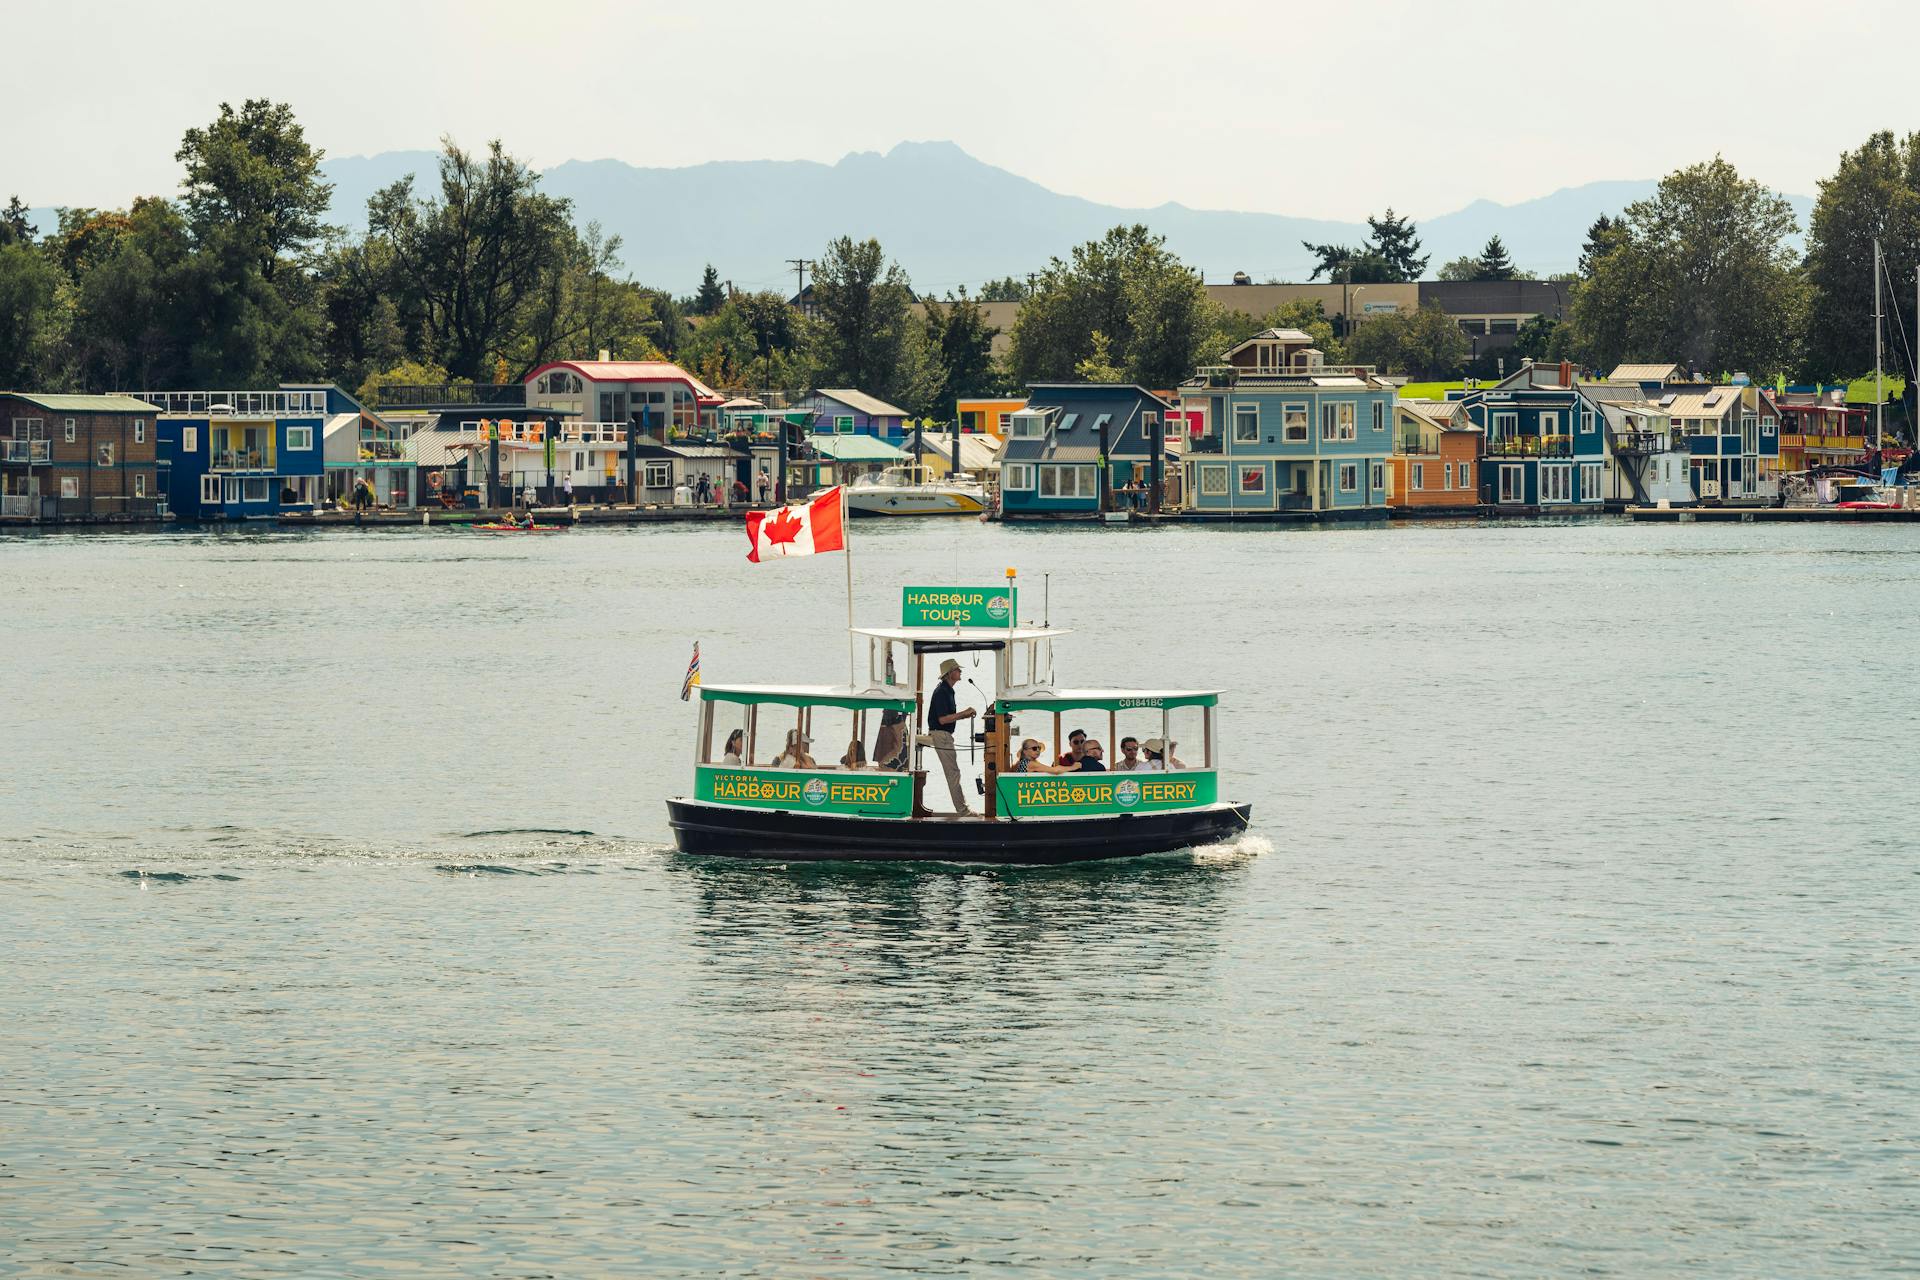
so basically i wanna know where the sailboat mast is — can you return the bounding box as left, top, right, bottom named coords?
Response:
left=1874, top=238, right=1884, bottom=453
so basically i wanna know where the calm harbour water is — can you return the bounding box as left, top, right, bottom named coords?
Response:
left=2, top=518, right=1917, bottom=1277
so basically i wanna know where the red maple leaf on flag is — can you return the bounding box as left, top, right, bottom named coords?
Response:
left=763, top=506, right=804, bottom=548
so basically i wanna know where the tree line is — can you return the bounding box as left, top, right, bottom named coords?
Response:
left=3, top=106, right=1915, bottom=410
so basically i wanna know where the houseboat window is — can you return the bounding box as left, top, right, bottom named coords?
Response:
left=1371, top=401, right=1385, bottom=432
left=134, top=473, right=146, bottom=498
left=1412, top=463, right=1425, bottom=491
left=1283, top=403, right=1308, bottom=441
left=643, top=462, right=671, bottom=487
left=1338, top=464, right=1357, bottom=492
left=65, top=419, right=76, bottom=442
left=96, top=442, right=115, bottom=466
left=1233, top=405, right=1259, bottom=444
left=61, top=476, right=78, bottom=499
left=1164, top=418, right=1183, bottom=441
left=1238, top=466, right=1265, bottom=495
left=1058, top=413, right=1079, bottom=434
left=1371, top=462, right=1384, bottom=491
left=1539, top=412, right=1561, bottom=439
left=1581, top=463, right=1603, bottom=501
left=286, top=426, right=313, bottom=450
left=243, top=478, right=272, bottom=503
left=1002, top=463, right=1034, bottom=490
left=1142, top=412, right=1159, bottom=441
left=134, top=420, right=146, bottom=443
left=1541, top=465, right=1571, bottom=502
left=1492, top=411, right=1517, bottom=441
left=1092, top=413, right=1112, bottom=438
left=1199, top=465, right=1228, bottom=497
left=1499, top=465, right=1523, bottom=503
left=835, top=416, right=854, bottom=433
left=1322, top=402, right=1356, bottom=441
left=997, top=412, right=1011, bottom=432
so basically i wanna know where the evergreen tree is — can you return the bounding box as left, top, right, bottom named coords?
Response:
left=1802, top=131, right=1920, bottom=380
left=1578, top=214, right=1622, bottom=277
left=1365, top=208, right=1428, bottom=281
left=175, top=99, right=335, bottom=280
left=693, top=264, right=726, bottom=315
left=1301, top=241, right=1394, bottom=283
left=0, top=196, right=33, bottom=247
left=1473, top=236, right=1516, bottom=281
left=809, top=235, right=915, bottom=394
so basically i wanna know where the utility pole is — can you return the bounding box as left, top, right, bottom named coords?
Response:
left=787, top=259, right=812, bottom=316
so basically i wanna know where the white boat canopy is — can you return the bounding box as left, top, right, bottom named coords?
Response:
left=699, top=683, right=914, bottom=711
left=998, top=688, right=1222, bottom=711
left=851, top=625, right=1072, bottom=644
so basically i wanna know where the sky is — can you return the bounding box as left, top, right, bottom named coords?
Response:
left=5, top=0, right=1916, bottom=219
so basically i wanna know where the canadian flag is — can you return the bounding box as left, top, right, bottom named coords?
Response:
left=745, top=486, right=847, bottom=562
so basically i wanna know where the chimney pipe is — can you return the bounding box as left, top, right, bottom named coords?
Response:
left=1560, top=359, right=1572, bottom=387
left=598, top=348, right=611, bottom=363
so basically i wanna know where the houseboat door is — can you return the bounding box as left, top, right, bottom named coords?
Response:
left=1499, top=464, right=1524, bottom=504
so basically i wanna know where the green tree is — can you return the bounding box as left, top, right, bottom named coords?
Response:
left=1365, top=209, right=1428, bottom=281
left=1578, top=214, right=1622, bottom=277
left=0, top=241, right=67, bottom=387
left=1302, top=241, right=1393, bottom=283
left=67, top=197, right=194, bottom=390
left=1802, top=131, right=1920, bottom=380
left=513, top=221, right=661, bottom=372
left=1348, top=303, right=1469, bottom=378
left=1567, top=156, right=1804, bottom=375
left=1008, top=225, right=1207, bottom=385
left=1509, top=314, right=1568, bottom=365
left=368, top=138, right=574, bottom=380
left=175, top=99, right=334, bottom=279
left=0, top=196, right=32, bottom=247
left=693, top=263, right=726, bottom=315
left=1436, top=255, right=1479, bottom=282
left=808, top=235, right=915, bottom=393
left=316, top=236, right=406, bottom=394
left=977, top=275, right=1030, bottom=302
left=1473, top=235, right=1516, bottom=281
left=923, top=288, right=998, bottom=397
left=1073, top=330, right=1127, bottom=382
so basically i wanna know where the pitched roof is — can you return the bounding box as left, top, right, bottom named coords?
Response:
left=1662, top=390, right=1740, bottom=418
left=812, top=388, right=910, bottom=419
left=1608, top=363, right=1684, bottom=382
left=905, top=430, right=1002, bottom=471
left=3, top=393, right=159, bottom=413
left=806, top=433, right=908, bottom=462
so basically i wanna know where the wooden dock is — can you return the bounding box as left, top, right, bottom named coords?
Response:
left=1628, top=505, right=1920, bottom=523
left=280, top=504, right=749, bottom=529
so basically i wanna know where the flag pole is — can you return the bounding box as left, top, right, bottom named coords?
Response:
left=842, top=488, right=857, bottom=687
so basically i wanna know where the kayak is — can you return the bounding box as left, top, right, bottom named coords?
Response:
left=472, top=522, right=566, bottom=533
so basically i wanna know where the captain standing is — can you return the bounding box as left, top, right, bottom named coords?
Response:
left=927, top=658, right=975, bottom=816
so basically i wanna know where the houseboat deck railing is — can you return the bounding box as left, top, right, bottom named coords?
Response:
left=450, top=420, right=632, bottom=445
left=1609, top=430, right=1672, bottom=454
left=1485, top=434, right=1574, bottom=457
left=2, top=440, right=51, bottom=463
left=1397, top=435, right=1442, bottom=455
left=210, top=449, right=271, bottom=471
left=378, top=383, right=526, bottom=407
left=132, top=390, right=329, bottom=417
left=1, top=494, right=34, bottom=517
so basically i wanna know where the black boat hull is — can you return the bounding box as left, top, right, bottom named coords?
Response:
left=665, top=799, right=1254, bottom=864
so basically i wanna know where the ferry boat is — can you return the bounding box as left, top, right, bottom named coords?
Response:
left=666, top=584, right=1252, bottom=863
left=843, top=466, right=987, bottom=517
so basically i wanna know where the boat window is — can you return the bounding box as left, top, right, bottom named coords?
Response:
left=808, top=705, right=909, bottom=773
left=703, top=700, right=753, bottom=766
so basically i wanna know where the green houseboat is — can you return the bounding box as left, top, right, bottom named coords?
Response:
left=666, top=585, right=1252, bottom=863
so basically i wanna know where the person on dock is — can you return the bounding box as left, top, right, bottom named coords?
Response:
left=928, top=659, right=975, bottom=815
left=696, top=473, right=713, bottom=506
left=756, top=468, right=771, bottom=505
left=563, top=474, right=574, bottom=506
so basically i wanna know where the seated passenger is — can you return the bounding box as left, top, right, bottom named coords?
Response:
left=1075, top=739, right=1108, bottom=771
left=1113, top=737, right=1143, bottom=771
left=775, top=730, right=816, bottom=769
left=721, top=729, right=745, bottom=766
left=1141, top=738, right=1186, bottom=771
left=1012, top=739, right=1079, bottom=773
left=840, top=739, right=868, bottom=770
left=1057, top=729, right=1088, bottom=767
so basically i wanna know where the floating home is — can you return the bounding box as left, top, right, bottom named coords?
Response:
left=0, top=393, right=163, bottom=524
left=997, top=383, right=1181, bottom=518
left=1178, top=329, right=1393, bottom=517
left=146, top=386, right=342, bottom=520
left=1386, top=399, right=1481, bottom=512
left=1453, top=361, right=1609, bottom=512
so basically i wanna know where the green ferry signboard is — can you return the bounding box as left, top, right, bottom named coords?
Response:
left=696, top=766, right=911, bottom=816
left=995, top=770, right=1218, bottom=818
left=901, top=586, right=1016, bottom=628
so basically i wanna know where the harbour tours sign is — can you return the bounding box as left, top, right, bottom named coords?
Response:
left=995, top=770, right=1218, bottom=818
left=900, top=586, right=1016, bottom=628
left=696, top=766, right=912, bottom=816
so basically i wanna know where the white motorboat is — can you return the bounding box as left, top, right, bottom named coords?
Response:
left=844, top=466, right=987, bottom=516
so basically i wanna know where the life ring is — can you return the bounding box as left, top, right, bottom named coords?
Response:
left=427, top=470, right=445, bottom=489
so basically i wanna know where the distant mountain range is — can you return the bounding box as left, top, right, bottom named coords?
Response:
left=35, top=142, right=1815, bottom=295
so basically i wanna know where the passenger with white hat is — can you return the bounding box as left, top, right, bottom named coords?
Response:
left=926, top=657, right=975, bottom=815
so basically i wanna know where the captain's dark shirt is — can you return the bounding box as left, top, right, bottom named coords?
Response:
left=929, top=681, right=958, bottom=730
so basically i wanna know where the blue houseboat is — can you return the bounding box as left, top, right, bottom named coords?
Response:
left=996, top=383, right=1179, bottom=518
left=1178, top=329, right=1393, bottom=517
left=1454, top=361, right=1608, bottom=512
left=792, top=389, right=911, bottom=444
left=149, top=385, right=355, bottom=520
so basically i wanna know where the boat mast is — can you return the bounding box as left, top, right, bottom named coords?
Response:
left=1874, top=238, right=1884, bottom=454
